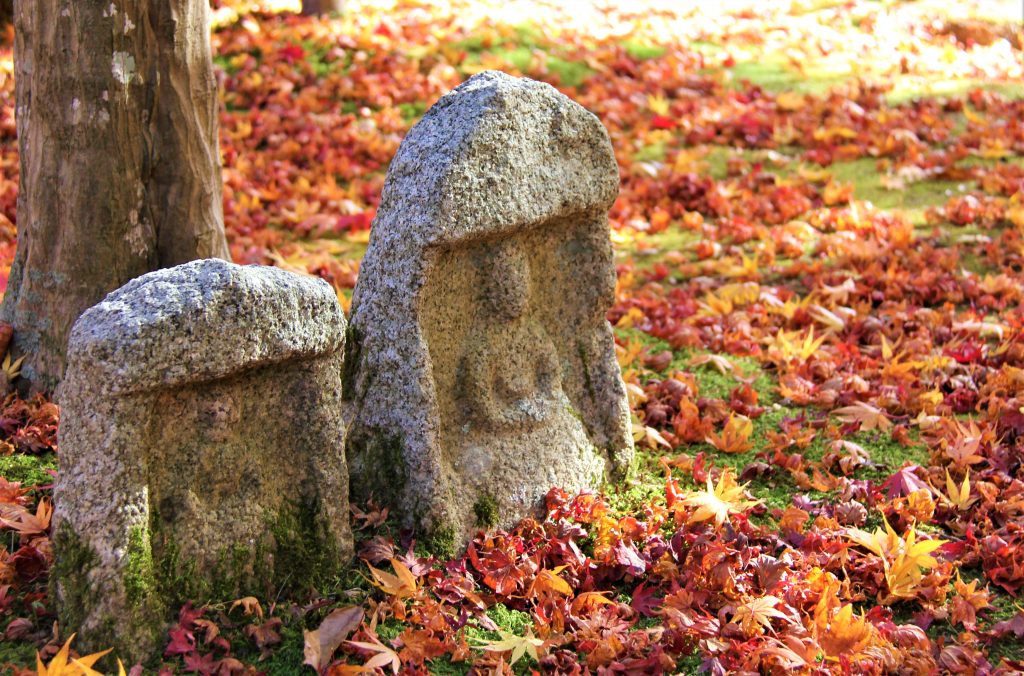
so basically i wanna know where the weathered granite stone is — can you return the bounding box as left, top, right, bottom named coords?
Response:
left=345, top=71, right=634, bottom=550
left=53, top=259, right=352, bottom=662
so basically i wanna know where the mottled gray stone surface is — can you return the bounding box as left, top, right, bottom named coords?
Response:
left=345, top=71, right=634, bottom=548
left=53, top=259, right=352, bottom=661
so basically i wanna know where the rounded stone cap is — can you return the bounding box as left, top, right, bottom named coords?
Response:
left=66, top=259, right=346, bottom=395
left=376, top=70, right=619, bottom=249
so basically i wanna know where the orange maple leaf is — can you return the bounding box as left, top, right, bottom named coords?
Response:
left=366, top=558, right=418, bottom=599
left=705, top=414, right=754, bottom=454
left=1, top=497, right=52, bottom=541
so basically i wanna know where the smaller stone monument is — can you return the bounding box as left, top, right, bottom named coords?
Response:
left=53, top=259, right=351, bottom=661
left=345, top=71, right=634, bottom=552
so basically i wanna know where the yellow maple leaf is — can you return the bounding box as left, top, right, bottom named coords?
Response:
left=531, top=567, right=572, bottom=596
left=647, top=94, right=670, bottom=116
left=885, top=526, right=945, bottom=600
left=472, top=628, right=545, bottom=666
left=615, top=338, right=645, bottom=368
left=847, top=520, right=945, bottom=602
left=615, top=307, right=646, bottom=330
left=797, top=165, right=833, bottom=184
left=732, top=595, right=787, bottom=636
left=678, top=468, right=759, bottom=528
left=1007, top=204, right=1024, bottom=229
left=941, top=469, right=976, bottom=511
left=36, top=635, right=113, bottom=676
left=767, top=327, right=826, bottom=363
left=775, top=91, right=805, bottom=111
left=813, top=126, right=858, bottom=143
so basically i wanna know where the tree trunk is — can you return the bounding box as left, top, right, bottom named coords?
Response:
left=301, top=0, right=344, bottom=16
left=6, top=0, right=230, bottom=393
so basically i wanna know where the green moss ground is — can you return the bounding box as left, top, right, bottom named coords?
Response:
left=0, top=452, right=56, bottom=487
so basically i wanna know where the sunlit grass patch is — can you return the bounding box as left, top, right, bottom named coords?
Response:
left=827, top=158, right=965, bottom=221
left=0, top=452, right=56, bottom=488
left=887, top=78, right=1024, bottom=105
left=623, top=40, right=667, bottom=61
left=726, top=58, right=851, bottom=95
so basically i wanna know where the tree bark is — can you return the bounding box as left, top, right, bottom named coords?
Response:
left=301, top=0, right=344, bottom=16
left=6, top=0, right=230, bottom=393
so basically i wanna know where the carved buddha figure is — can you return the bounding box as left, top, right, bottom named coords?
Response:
left=458, top=238, right=563, bottom=431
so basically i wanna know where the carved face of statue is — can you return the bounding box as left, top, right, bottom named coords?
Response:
left=477, top=240, right=530, bottom=322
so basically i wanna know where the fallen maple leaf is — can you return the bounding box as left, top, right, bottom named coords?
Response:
left=732, top=595, right=786, bottom=636
left=940, top=469, right=976, bottom=511
left=350, top=500, right=390, bottom=530
left=705, top=414, right=754, bottom=454
left=949, top=572, right=990, bottom=627
left=943, top=420, right=987, bottom=467
left=768, top=327, right=826, bottom=363
left=1, top=497, right=52, bottom=540
left=832, top=401, right=891, bottom=432
left=632, top=419, right=671, bottom=449
left=530, top=567, right=572, bottom=597
left=245, top=618, right=283, bottom=659
left=303, top=606, right=363, bottom=673
left=689, top=353, right=737, bottom=376
left=678, top=468, right=759, bottom=527
left=992, top=611, right=1024, bottom=638
left=229, top=596, right=263, bottom=621
left=760, top=635, right=819, bottom=670
left=847, top=519, right=946, bottom=601
left=343, top=631, right=401, bottom=674
left=880, top=465, right=930, bottom=499
left=35, top=634, right=112, bottom=676
left=366, top=558, right=417, bottom=599
left=471, top=628, right=545, bottom=667
left=816, top=603, right=876, bottom=658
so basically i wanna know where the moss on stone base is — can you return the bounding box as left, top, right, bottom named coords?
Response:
left=124, top=525, right=157, bottom=605
left=347, top=431, right=407, bottom=504
left=52, top=524, right=100, bottom=637
left=269, top=496, right=344, bottom=591
left=424, top=523, right=459, bottom=560
left=147, top=497, right=346, bottom=609
left=473, top=494, right=499, bottom=529
left=609, top=442, right=637, bottom=482
left=53, top=523, right=165, bottom=663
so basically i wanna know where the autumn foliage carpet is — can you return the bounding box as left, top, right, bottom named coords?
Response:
left=3, top=0, right=1024, bottom=673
